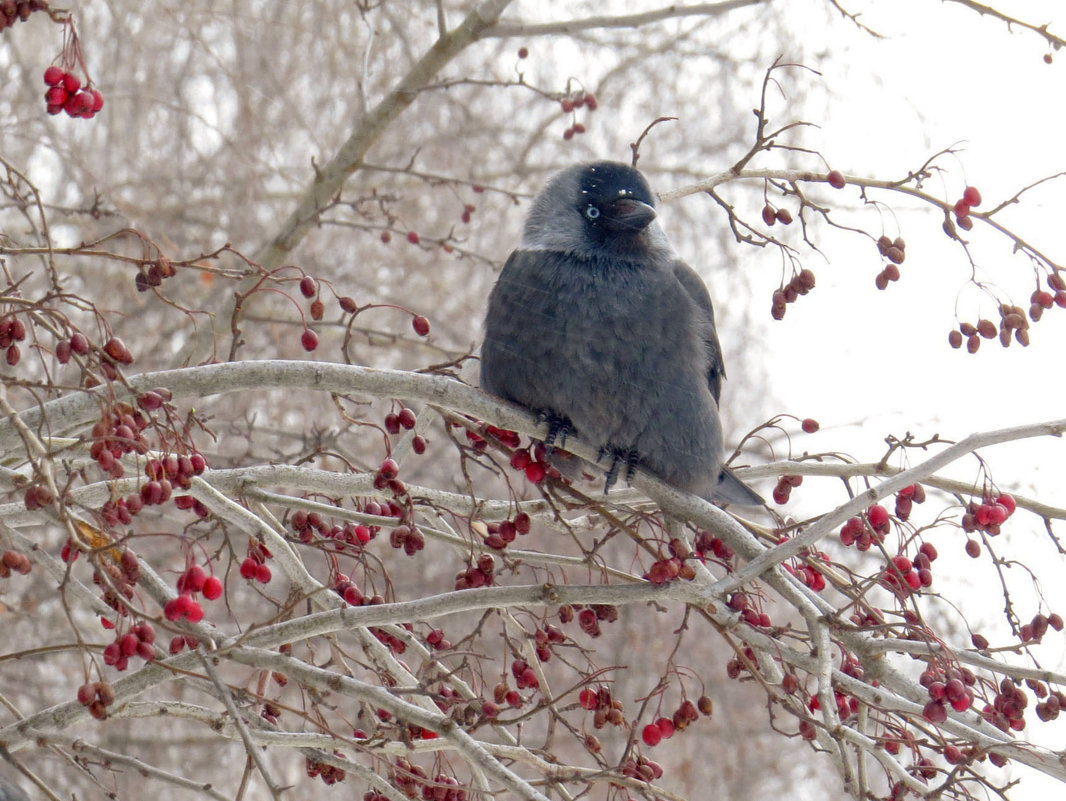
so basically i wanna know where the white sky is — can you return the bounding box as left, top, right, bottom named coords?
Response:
left=742, top=3, right=1066, bottom=796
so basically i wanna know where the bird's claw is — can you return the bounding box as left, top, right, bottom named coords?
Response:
left=601, top=447, right=639, bottom=494
left=537, top=411, right=572, bottom=455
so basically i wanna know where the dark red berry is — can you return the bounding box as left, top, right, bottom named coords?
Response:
left=300, top=329, right=319, bottom=351
left=826, top=170, right=846, bottom=189
left=412, top=315, right=430, bottom=336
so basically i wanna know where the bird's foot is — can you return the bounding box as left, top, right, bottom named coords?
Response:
left=601, top=447, right=639, bottom=495
left=536, top=411, right=572, bottom=455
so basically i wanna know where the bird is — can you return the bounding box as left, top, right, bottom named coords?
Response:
left=480, top=160, right=763, bottom=506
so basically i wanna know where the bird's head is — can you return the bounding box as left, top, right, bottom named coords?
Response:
left=520, top=161, right=669, bottom=258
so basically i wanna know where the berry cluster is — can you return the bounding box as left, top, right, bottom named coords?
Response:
left=373, top=456, right=407, bottom=495
left=0, top=0, right=46, bottom=32
left=961, top=491, right=1015, bottom=540
left=292, top=509, right=375, bottom=550
left=476, top=510, right=532, bottom=551
left=75, top=679, right=116, bottom=721
left=620, top=755, right=663, bottom=783
left=87, top=403, right=151, bottom=480
left=390, top=759, right=467, bottom=801
left=1017, top=611, right=1063, bottom=644
left=509, top=658, right=539, bottom=690
left=0, top=549, right=31, bottom=577
left=639, top=697, right=712, bottom=747
left=892, top=482, right=927, bottom=520
left=135, top=257, right=176, bottom=292
left=506, top=437, right=564, bottom=486
left=54, top=330, right=89, bottom=364
left=569, top=603, right=617, bottom=638
left=0, top=315, right=27, bottom=367
left=532, top=622, right=564, bottom=661
left=492, top=678, right=529, bottom=709
left=770, top=269, right=815, bottom=320
left=388, top=524, right=426, bottom=556
left=43, top=66, right=104, bottom=118
left=162, top=592, right=203, bottom=623
left=333, top=574, right=368, bottom=606
left=761, top=202, right=793, bottom=227
left=306, top=757, right=346, bottom=786
left=384, top=405, right=417, bottom=434
left=949, top=274, right=1065, bottom=353
left=578, top=685, right=626, bottom=728
left=981, top=677, right=1029, bottom=733
left=176, top=563, right=223, bottom=600
left=559, top=90, right=597, bottom=140
left=728, top=590, right=775, bottom=625
left=1033, top=678, right=1066, bottom=722
left=783, top=556, right=829, bottom=594
left=454, top=552, right=495, bottom=590
left=238, top=540, right=273, bottom=584
left=879, top=543, right=938, bottom=596
left=168, top=633, right=201, bottom=655
left=771, top=474, right=802, bottom=505
left=874, top=235, right=905, bottom=289
left=643, top=537, right=697, bottom=584
left=693, top=530, right=735, bottom=562
left=951, top=185, right=983, bottom=231
left=92, top=548, right=140, bottom=615
left=838, top=503, right=890, bottom=551
left=370, top=620, right=412, bottom=656
left=102, top=621, right=156, bottom=671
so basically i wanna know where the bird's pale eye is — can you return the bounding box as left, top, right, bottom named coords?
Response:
left=584, top=204, right=600, bottom=221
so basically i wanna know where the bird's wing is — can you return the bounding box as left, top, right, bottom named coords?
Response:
left=671, top=260, right=725, bottom=404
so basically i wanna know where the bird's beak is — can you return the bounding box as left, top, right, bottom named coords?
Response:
left=607, top=198, right=656, bottom=232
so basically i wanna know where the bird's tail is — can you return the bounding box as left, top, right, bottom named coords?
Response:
left=712, top=467, right=764, bottom=507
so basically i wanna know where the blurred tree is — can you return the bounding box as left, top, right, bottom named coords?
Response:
left=0, top=2, right=1064, bottom=801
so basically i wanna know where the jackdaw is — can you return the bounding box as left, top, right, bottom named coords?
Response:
left=480, top=160, right=762, bottom=506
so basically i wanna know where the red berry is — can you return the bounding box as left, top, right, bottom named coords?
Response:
left=867, top=504, right=889, bottom=529
left=90, top=89, right=104, bottom=112
left=801, top=418, right=819, bottom=433
left=412, top=315, right=430, bottom=336
left=953, top=199, right=971, bottom=220
left=826, top=170, right=846, bottom=189
left=963, top=186, right=982, bottom=207
left=44, top=66, right=64, bottom=85
left=641, top=723, right=662, bottom=747
left=202, top=575, right=223, bottom=600
left=761, top=204, right=776, bottom=226
left=70, top=332, right=90, bottom=354
left=379, top=458, right=399, bottom=479
left=300, top=329, right=319, bottom=351
left=524, top=462, right=546, bottom=483
left=61, top=73, right=81, bottom=93
left=517, top=47, right=528, bottom=58
left=45, top=86, right=67, bottom=105
left=655, top=717, right=675, bottom=739
left=584, top=93, right=598, bottom=111
left=299, top=275, right=317, bottom=298
left=406, top=231, right=420, bottom=244
left=254, top=563, right=272, bottom=584
left=965, top=539, right=981, bottom=558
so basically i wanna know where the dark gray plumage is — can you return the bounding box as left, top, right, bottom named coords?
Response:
left=480, top=160, right=762, bottom=506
